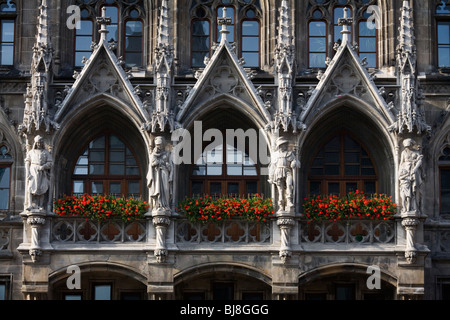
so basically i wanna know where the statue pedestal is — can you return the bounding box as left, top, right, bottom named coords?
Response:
left=21, top=209, right=47, bottom=263
left=149, top=208, right=171, bottom=263
left=276, top=209, right=296, bottom=264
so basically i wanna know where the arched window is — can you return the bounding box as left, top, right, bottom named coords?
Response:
left=73, top=0, right=145, bottom=68
left=439, top=146, right=450, bottom=215
left=190, top=0, right=261, bottom=68
left=436, top=0, right=450, bottom=68
left=0, top=142, right=12, bottom=210
left=125, top=14, right=143, bottom=68
left=72, top=133, right=142, bottom=199
left=190, top=139, right=259, bottom=198
left=308, top=132, right=378, bottom=196
left=192, top=16, right=211, bottom=68
left=307, top=0, right=378, bottom=69
left=358, top=9, right=377, bottom=68
left=309, top=10, right=327, bottom=68
left=75, top=8, right=93, bottom=67
left=0, top=0, right=16, bottom=66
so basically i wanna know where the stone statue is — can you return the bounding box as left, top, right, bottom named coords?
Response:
left=399, top=138, right=424, bottom=214
left=25, top=135, right=52, bottom=211
left=269, top=137, right=300, bottom=212
left=147, top=136, right=173, bottom=212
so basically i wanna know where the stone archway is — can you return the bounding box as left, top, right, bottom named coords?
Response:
left=298, top=264, right=397, bottom=300
left=174, top=263, right=272, bottom=300
left=49, top=263, right=148, bottom=300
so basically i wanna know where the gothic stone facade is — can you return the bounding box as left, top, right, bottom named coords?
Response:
left=0, top=0, right=449, bottom=300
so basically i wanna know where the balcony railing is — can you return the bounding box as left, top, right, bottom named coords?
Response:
left=51, top=218, right=147, bottom=243
left=175, top=219, right=272, bottom=244
left=50, top=217, right=396, bottom=246
left=299, top=220, right=396, bottom=244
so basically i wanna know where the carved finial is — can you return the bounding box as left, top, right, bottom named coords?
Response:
left=97, top=6, right=111, bottom=43
left=218, top=7, right=232, bottom=44
left=338, top=7, right=353, bottom=45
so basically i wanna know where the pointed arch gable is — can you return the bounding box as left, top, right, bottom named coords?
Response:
left=176, top=41, right=271, bottom=127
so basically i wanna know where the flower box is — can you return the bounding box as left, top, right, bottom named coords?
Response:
left=54, top=194, right=149, bottom=223
left=177, top=194, right=274, bottom=223
left=302, top=191, right=397, bottom=223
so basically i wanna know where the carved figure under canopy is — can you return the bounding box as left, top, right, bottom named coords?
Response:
left=147, top=136, right=173, bottom=212
left=269, top=137, right=300, bottom=212
left=25, top=135, right=52, bottom=211
left=399, top=138, right=424, bottom=214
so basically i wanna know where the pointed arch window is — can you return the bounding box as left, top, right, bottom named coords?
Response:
left=0, top=142, right=13, bottom=210
left=241, top=10, right=260, bottom=67
left=0, top=0, right=16, bottom=66
left=72, top=133, right=142, bottom=199
left=190, top=0, right=261, bottom=68
left=192, top=17, right=211, bottom=67
left=308, top=132, right=378, bottom=196
left=309, top=9, right=327, bottom=68
left=439, top=146, right=450, bottom=215
left=125, top=14, right=143, bottom=68
left=358, top=9, right=377, bottom=68
left=307, top=0, right=378, bottom=69
left=75, top=9, right=93, bottom=67
left=436, top=0, right=450, bottom=68
left=73, top=0, right=145, bottom=68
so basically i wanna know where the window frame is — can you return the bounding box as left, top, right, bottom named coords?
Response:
left=307, top=131, right=379, bottom=197
left=71, top=131, right=142, bottom=198
left=439, top=165, right=450, bottom=215
left=436, top=19, right=450, bottom=69
left=191, top=18, right=211, bottom=68
left=0, top=4, right=16, bottom=67
left=190, top=0, right=261, bottom=69
left=190, top=138, right=260, bottom=197
left=357, top=14, right=378, bottom=68
left=308, top=19, right=328, bottom=69
left=124, top=17, right=144, bottom=68
left=0, top=275, right=12, bottom=300
left=240, top=18, right=260, bottom=67
left=74, top=17, right=94, bottom=68
left=73, top=1, right=145, bottom=68
left=307, top=2, right=378, bottom=70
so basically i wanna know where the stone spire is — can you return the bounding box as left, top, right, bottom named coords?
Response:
left=272, top=0, right=303, bottom=133
left=151, top=0, right=175, bottom=133
left=390, top=0, right=430, bottom=135
left=19, top=0, right=58, bottom=135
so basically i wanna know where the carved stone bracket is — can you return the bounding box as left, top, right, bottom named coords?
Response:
left=402, top=217, right=419, bottom=264
left=152, top=212, right=171, bottom=263
left=26, top=212, right=46, bottom=263
left=277, top=216, right=295, bottom=264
